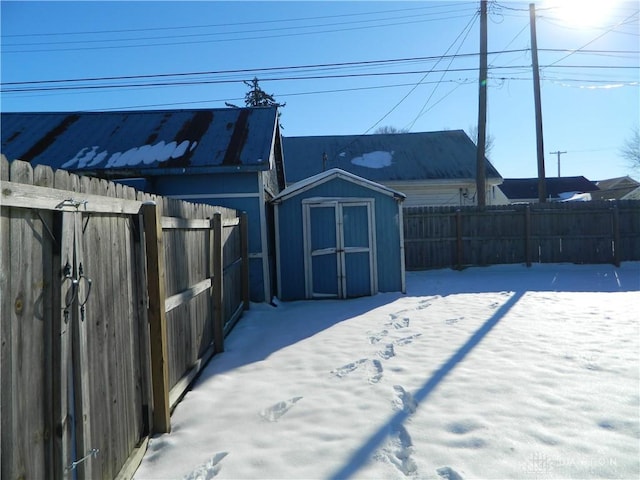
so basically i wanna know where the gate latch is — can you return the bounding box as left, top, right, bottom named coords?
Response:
left=65, top=448, right=99, bottom=473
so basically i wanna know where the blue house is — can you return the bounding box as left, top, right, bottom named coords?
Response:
left=1, top=107, right=284, bottom=302
left=272, top=168, right=406, bottom=301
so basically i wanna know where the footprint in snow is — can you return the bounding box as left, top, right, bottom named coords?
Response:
left=332, top=359, right=383, bottom=383
left=389, top=317, right=410, bottom=329
left=378, top=343, right=395, bottom=360
left=368, top=360, right=384, bottom=384
left=395, top=334, right=422, bottom=346
left=445, top=317, right=464, bottom=325
left=393, top=385, right=417, bottom=414
left=375, top=424, right=417, bottom=477
left=259, top=396, right=303, bottom=422
left=331, top=359, right=368, bottom=378
left=183, top=452, right=228, bottom=480
left=368, top=330, right=389, bottom=344
left=388, top=311, right=407, bottom=320
left=436, top=466, right=464, bottom=480
left=416, top=300, right=432, bottom=310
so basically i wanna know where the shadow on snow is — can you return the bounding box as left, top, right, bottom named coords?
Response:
left=328, top=290, right=525, bottom=480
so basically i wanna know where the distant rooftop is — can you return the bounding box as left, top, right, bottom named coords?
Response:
left=499, top=176, right=599, bottom=200
left=282, top=130, right=502, bottom=184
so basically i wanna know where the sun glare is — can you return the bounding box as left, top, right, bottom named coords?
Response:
left=547, top=0, right=617, bottom=28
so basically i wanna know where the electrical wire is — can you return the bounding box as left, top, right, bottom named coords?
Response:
left=0, top=50, right=529, bottom=86
left=326, top=9, right=481, bottom=159
left=4, top=8, right=478, bottom=48
left=2, top=11, right=479, bottom=54
left=3, top=63, right=636, bottom=95
left=543, top=10, right=640, bottom=69
left=3, top=2, right=479, bottom=38
left=406, top=8, right=480, bottom=130
left=3, top=48, right=635, bottom=91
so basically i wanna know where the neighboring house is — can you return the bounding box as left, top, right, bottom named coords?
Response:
left=498, top=176, right=600, bottom=203
left=593, top=176, right=640, bottom=201
left=1, top=107, right=285, bottom=302
left=272, top=168, right=406, bottom=301
left=282, top=130, right=504, bottom=207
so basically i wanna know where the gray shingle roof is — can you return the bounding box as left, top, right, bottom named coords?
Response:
left=1, top=107, right=280, bottom=175
left=282, top=130, right=502, bottom=184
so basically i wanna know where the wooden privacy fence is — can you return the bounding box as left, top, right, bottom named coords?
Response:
left=404, top=201, right=640, bottom=270
left=1, top=158, right=249, bottom=480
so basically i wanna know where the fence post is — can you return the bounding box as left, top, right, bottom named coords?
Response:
left=142, top=202, right=171, bottom=434
left=240, top=212, right=250, bottom=310
left=612, top=204, right=620, bottom=267
left=455, top=209, right=463, bottom=270
left=525, top=205, right=532, bottom=267
left=212, top=213, right=224, bottom=353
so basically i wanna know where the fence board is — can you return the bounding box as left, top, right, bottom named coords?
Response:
left=0, top=161, right=11, bottom=480
left=81, top=177, right=109, bottom=478
left=8, top=160, right=49, bottom=479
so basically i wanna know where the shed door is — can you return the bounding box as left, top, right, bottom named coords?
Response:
left=303, top=199, right=376, bottom=299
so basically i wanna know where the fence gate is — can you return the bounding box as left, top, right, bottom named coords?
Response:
left=2, top=159, right=249, bottom=480
left=302, top=199, right=376, bottom=299
left=52, top=209, right=95, bottom=478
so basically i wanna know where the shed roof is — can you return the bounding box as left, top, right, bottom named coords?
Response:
left=273, top=168, right=406, bottom=203
left=282, top=130, right=502, bottom=184
left=499, top=176, right=599, bottom=200
left=1, top=107, right=281, bottom=178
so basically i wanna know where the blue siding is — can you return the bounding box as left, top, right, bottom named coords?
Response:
left=153, top=173, right=264, bottom=253
left=153, top=171, right=259, bottom=195
left=153, top=172, right=268, bottom=302
left=276, top=175, right=403, bottom=301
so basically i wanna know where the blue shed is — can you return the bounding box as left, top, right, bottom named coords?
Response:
left=1, top=107, right=284, bottom=302
left=272, top=168, right=406, bottom=301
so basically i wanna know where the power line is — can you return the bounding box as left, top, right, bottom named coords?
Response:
left=2, top=13, right=479, bottom=54
left=406, top=5, right=480, bottom=129
left=4, top=75, right=634, bottom=111
left=3, top=48, right=636, bottom=89
left=0, top=50, right=529, bottom=86
left=84, top=79, right=478, bottom=112
left=3, top=7, right=478, bottom=48
left=543, top=10, right=640, bottom=69
left=3, top=63, right=637, bottom=94
left=2, top=2, right=478, bottom=38
left=331, top=9, right=480, bottom=156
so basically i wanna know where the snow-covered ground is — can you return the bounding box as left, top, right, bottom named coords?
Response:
left=134, top=263, right=640, bottom=480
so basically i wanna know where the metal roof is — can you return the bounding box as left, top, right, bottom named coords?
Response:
left=273, top=168, right=406, bottom=203
left=282, top=130, right=502, bottom=184
left=499, top=176, right=600, bottom=200
left=1, top=107, right=281, bottom=176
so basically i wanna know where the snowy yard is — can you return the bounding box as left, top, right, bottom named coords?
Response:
left=134, top=263, right=640, bottom=480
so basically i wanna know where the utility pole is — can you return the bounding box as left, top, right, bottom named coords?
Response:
left=529, top=3, right=547, bottom=202
left=550, top=150, right=567, bottom=177
left=476, top=0, right=488, bottom=207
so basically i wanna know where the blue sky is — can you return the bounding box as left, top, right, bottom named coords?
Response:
left=1, top=1, right=638, bottom=181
